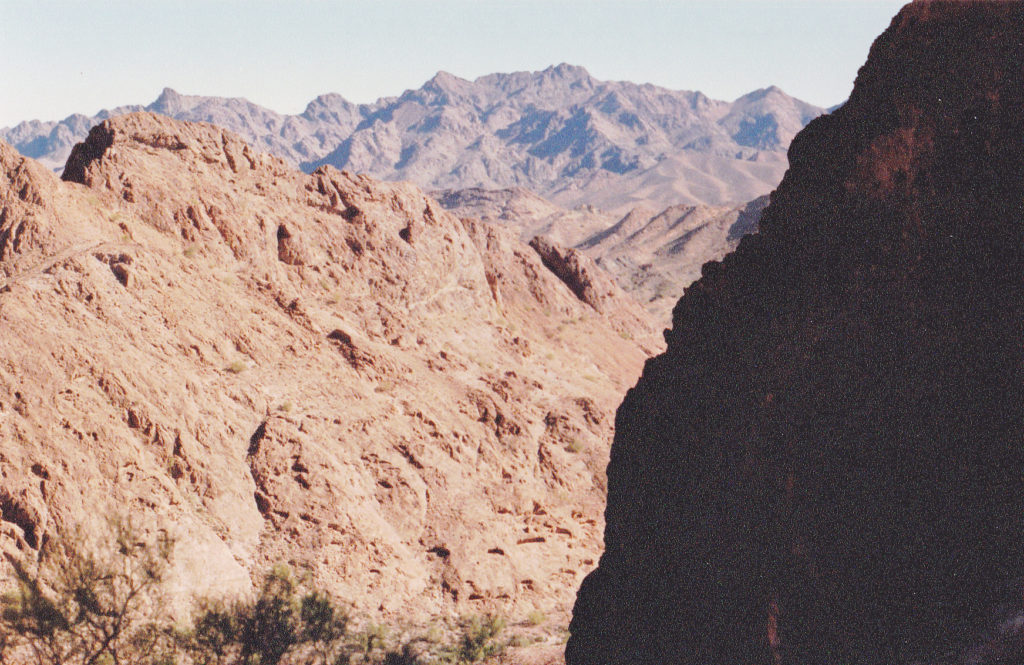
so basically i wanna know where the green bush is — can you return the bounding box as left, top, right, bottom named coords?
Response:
left=451, top=615, right=505, bottom=664
left=0, top=517, right=175, bottom=665
left=2, top=527, right=525, bottom=665
left=181, top=566, right=353, bottom=665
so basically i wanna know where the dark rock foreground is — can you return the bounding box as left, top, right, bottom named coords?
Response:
left=568, top=2, right=1024, bottom=664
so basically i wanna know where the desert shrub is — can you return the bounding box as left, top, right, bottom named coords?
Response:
left=181, top=566, right=353, bottom=665
left=450, top=615, right=505, bottom=663
left=2, top=528, right=524, bottom=665
left=352, top=622, right=387, bottom=662
left=0, top=517, right=175, bottom=665
left=380, top=643, right=423, bottom=665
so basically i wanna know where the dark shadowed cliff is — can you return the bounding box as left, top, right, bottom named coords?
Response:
left=568, top=2, right=1024, bottom=664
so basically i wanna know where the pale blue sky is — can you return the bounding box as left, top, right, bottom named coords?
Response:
left=1, top=0, right=907, bottom=128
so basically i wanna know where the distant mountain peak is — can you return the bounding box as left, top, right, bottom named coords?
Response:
left=4, top=67, right=824, bottom=209
left=306, top=92, right=347, bottom=106
left=733, top=85, right=787, bottom=103
left=547, top=63, right=591, bottom=78
left=428, top=70, right=463, bottom=86
left=153, top=87, right=182, bottom=106
left=148, top=87, right=196, bottom=115
left=302, top=93, right=354, bottom=118
left=423, top=70, right=473, bottom=96
left=537, top=63, right=595, bottom=88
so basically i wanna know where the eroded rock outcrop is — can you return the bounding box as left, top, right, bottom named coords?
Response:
left=438, top=187, right=769, bottom=323
left=569, top=2, right=1024, bottom=664
left=0, top=112, right=658, bottom=640
left=528, top=236, right=615, bottom=313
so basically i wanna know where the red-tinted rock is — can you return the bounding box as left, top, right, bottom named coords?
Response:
left=0, top=112, right=660, bottom=643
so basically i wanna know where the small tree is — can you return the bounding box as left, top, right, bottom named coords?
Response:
left=183, top=565, right=353, bottom=665
left=0, top=516, right=175, bottom=665
left=452, top=615, right=505, bottom=664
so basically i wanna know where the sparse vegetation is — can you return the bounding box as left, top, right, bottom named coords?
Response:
left=451, top=615, right=505, bottom=663
left=526, top=610, right=546, bottom=626
left=565, top=438, right=583, bottom=453
left=226, top=360, right=247, bottom=374
left=184, top=244, right=199, bottom=258
left=180, top=565, right=363, bottom=665
left=0, top=524, right=534, bottom=665
left=0, top=517, right=176, bottom=665
left=506, top=634, right=530, bottom=648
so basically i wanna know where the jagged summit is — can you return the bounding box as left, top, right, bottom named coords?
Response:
left=63, top=111, right=287, bottom=186
left=540, top=63, right=593, bottom=81
left=740, top=84, right=783, bottom=98
left=152, top=87, right=184, bottom=109
left=569, top=2, right=1024, bottom=664
left=2, top=68, right=825, bottom=212
left=426, top=70, right=468, bottom=89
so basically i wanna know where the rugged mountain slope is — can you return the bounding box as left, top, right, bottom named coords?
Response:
left=569, top=2, right=1024, bottom=664
left=305, top=65, right=822, bottom=212
left=0, top=89, right=372, bottom=174
left=0, top=112, right=659, bottom=639
left=1, top=67, right=823, bottom=211
left=438, top=187, right=768, bottom=321
left=433, top=187, right=615, bottom=250
left=579, top=196, right=768, bottom=321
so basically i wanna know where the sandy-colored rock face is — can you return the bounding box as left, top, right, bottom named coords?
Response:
left=0, top=112, right=658, bottom=633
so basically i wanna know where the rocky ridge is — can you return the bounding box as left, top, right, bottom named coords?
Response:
left=0, top=112, right=658, bottom=646
left=438, top=186, right=768, bottom=321
left=432, top=187, right=616, bottom=250
left=1, top=88, right=368, bottom=174
left=2, top=67, right=824, bottom=212
left=569, top=2, right=1024, bottom=664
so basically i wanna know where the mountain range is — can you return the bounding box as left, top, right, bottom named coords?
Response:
left=2, top=65, right=824, bottom=213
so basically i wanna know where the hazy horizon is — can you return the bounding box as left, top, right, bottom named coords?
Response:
left=1, top=0, right=907, bottom=128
